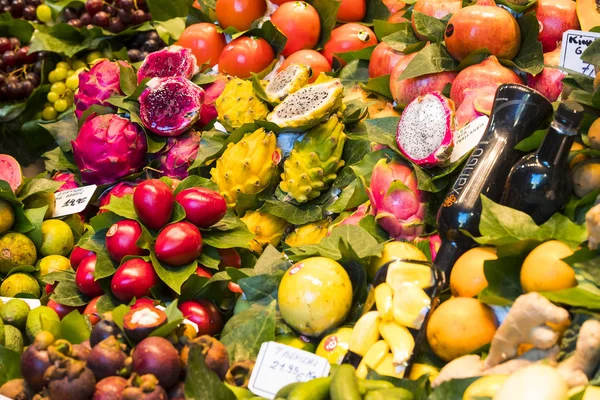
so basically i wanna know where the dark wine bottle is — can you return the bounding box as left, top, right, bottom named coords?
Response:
left=435, top=84, right=553, bottom=277
left=501, top=101, right=584, bottom=224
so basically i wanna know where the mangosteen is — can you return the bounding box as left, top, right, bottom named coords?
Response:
left=180, top=336, right=230, bottom=380
left=122, top=374, right=167, bottom=400
left=93, top=376, right=128, bottom=400
left=90, top=313, right=122, bottom=347
left=21, top=331, right=55, bottom=391
left=44, top=358, right=96, bottom=400
left=123, top=306, right=167, bottom=343
left=225, top=360, right=255, bottom=389
left=0, top=378, right=35, bottom=400
left=167, top=381, right=185, bottom=400
left=88, top=336, right=128, bottom=380
left=132, top=337, right=181, bottom=389
left=72, top=341, right=92, bottom=362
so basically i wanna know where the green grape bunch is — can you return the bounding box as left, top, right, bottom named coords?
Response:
left=42, top=59, right=87, bottom=120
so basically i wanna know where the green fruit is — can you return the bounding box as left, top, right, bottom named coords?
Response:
left=0, top=273, right=41, bottom=298
left=0, top=232, right=37, bottom=274
left=0, top=199, right=15, bottom=234
left=4, top=325, right=24, bottom=353
left=0, top=299, right=30, bottom=330
left=0, top=318, right=4, bottom=346
left=40, top=219, right=74, bottom=257
left=23, top=192, right=56, bottom=220
left=37, top=255, right=72, bottom=277
left=25, top=306, right=60, bottom=342
left=215, top=78, right=269, bottom=131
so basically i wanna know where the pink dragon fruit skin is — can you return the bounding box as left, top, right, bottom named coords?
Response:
left=72, top=114, right=148, bottom=186
left=199, top=77, right=226, bottom=125
left=455, top=87, right=496, bottom=129
left=75, top=60, right=132, bottom=119
left=157, top=132, right=201, bottom=179
left=414, top=233, right=442, bottom=261
left=327, top=201, right=374, bottom=235
left=396, top=92, right=456, bottom=168
left=98, top=181, right=137, bottom=214
left=368, top=158, right=426, bottom=241
left=137, top=45, right=200, bottom=84
left=52, top=171, right=80, bottom=192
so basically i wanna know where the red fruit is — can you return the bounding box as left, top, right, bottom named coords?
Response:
left=383, top=0, right=405, bottom=13
left=83, top=296, right=101, bottom=325
left=195, top=266, right=213, bottom=278
left=45, top=283, right=55, bottom=294
left=535, top=0, right=579, bottom=53
left=450, top=56, right=521, bottom=107
left=133, top=179, right=174, bottom=231
left=75, top=255, right=104, bottom=298
left=216, top=0, right=266, bottom=31
left=271, top=2, right=321, bottom=57
left=178, top=300, right=223, bottom=336
left=176, top=23, right=227, bottom=69
left=228, top=281, right=243, bottom=294
left=47, top=299, right=78, bottom=320
left=388, top=10, right=409, bottom=23
left=218, top=36, right=275, bottom=79
left=175, top=187, right=227, bottom=229
left=322, top=23, right=378, bottom=66
left=111, top=258, right=159, bottom=303
left=444, top=0, right=521, bottom=62
left=105, top=220, right=147, bottom=263
left=131, top=297, right=158, bottom=310
left=527, top=47, right=564, bottom=102
left=369, top=42, right=406, bottom=78
left=389, top=50, right=457, bottom=106
left=98, top=182, right=137, bottom=214
left=412, top=0, right=461, bottom=40
left=155, top=222, right=203, bottom=266
left=279, top=50, right=331, bottom=83
left=70, top=246, right=95, bottom=270
left=218, top=248, right=242, bottom=269
left=271, top=0, right=293, bottom=4
left=336, top=0, right=366, bottom=22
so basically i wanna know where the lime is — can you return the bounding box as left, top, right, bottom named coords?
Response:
left=37, top=255, right=71, bottom=277
left=0, top=199, right=14, bottom=234
left=25, top=306, right=60, bottom=342
left=0, top=233, right=37, bottom=274
left=0, top=273, right=41, bottom=298
left=40, top=219, right=74, bottom=257
left=23, top=192, right=56, bottom=220
left=4, top=325, right=24, bottom=353
left=0, top=298, right=30, bottom=330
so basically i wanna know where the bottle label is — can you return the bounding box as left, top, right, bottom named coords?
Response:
left=450, top=116, right=489, bottom=163
left=559, top=30, right=600, bottom=77
left=446, top=141, right=490, bottom=201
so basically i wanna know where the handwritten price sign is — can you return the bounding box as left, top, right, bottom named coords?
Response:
left=53, top=185, right=97, bottom=218
left=560, top=30, right=600, bottom=77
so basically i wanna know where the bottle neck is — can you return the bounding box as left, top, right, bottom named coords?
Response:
left=537, top=121, right=576, bottom=165
left=433, top=240, right=469, bottom=283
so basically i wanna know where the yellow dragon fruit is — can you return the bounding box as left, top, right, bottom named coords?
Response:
left=279, top=115, right=347, bottom=203
left=285, top=219, right=330, bottom=247
left=210, top=128, right=281, bottom=208
left=241, top=210, right=289, bottom=253
left=215, top=78, right=269, bottom=131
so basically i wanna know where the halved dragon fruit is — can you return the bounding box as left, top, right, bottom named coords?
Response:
left=396, top=92, right=456, bottom=168
left=156, top=132, right=201, bottom=179
left=139, top=76, right=205, bottom=137
left=199, top=77, right=226, bottom=125
left=52, top=171, right=80, bottom=192
left=98, top=181, right=137, bottom=213
left=265, top=64, right=311, bottom=103
left=136, top=45, right=200, bottom=83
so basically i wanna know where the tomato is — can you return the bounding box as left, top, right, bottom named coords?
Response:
left=177, top=23, right=227, bottom=69
left=69, top=246, right=95, bottom=270
left=133, top=179, right=174, bottom=231
left=322, top=23, right=378, bottom=66
left=218, top=36, right=275, bottom=78
left=47, top=299, right=79, bottom=320
left=195, top=266, right=214, bottom=278
left=383, top=0, right=405, bottom=13
left=271, top=2, right=321, bottom=57
left=111, top=258, right=159, bottom=303
left=131, top=297, right=158, bottom=310
left=105, top=219, right=147, bottom=263
left=369, top=42, right=406, bottom=78
left=337, top=0, right=366, bottom=22
left=279, top=50, right=331, bottom=82
left=216, top=0, right=266, bottom=31
left=174, top=187, right=227, bottom=229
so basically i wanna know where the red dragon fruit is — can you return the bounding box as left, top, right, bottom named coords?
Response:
left=98, top=181, right=137, bottom=213
left=137, top=45, right=199, bottom=83
left=199, top=77, right=226, bottom=125
left=52, top=171, right=80, bottom=192
left=396, top=92, right=456, bottom=168
left=139, top=76, right=205, bottom=137
left=368, top=158, right=426, bottom=241
left=156, top=132, right=201, bottom=179
left=74, top=60, right=132, bottom=119
left=72, top=114, right=148, bottom=185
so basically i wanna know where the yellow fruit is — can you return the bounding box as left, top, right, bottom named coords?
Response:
left=386, top=260, right=434, bottom=291
left=521, top=240, right=576, bottom=293
left=278, top=257, right=353, bottom=336
left=426, top=297, right=497, bottom=362
left=392, top=283, right=431, bottom=329
left=408, top=363, right=439, bottom=383
left=463, top=375, right=508, bottom=400
left=450, top=247, right=497, bottom=298
left=375, top=352, right=405, bottom=379
left=0, top=199, right=14, bottom=234
left=349, top=311, right=381, bottom=357
left=315, top=327, right=353, bottom=364
left=40, top=219, right=74, bottom=257
left=37, top=255, right=72, bottom=277
left=379, top=320, right=414, bottom=368
left=569, top=142, right=588, bottom=169
left=369, top=241, right=428, bottom=278
left=374, top=283, right=393, bottom=321
left=240, top=210, right=288, bottom=254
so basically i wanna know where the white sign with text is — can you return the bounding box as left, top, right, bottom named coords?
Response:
left=52, top=185, right=97, bottom=218
left=559, top=30, right=600, bottom=77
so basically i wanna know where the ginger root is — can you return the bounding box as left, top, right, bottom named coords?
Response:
left=586, top=203, right=600, bottom=250
left=557, top=319, right=600, bottom=388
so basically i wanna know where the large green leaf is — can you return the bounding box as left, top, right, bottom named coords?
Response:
left=184, top=345, right=236, bottom=400
left=398, top=43, right=458, bottom=80
left=0, top=345, right=21, bottom=386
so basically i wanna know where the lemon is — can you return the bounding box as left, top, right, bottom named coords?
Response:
left=369, top=241, right=428, bottom=278
left=0, top=273, right=41, bottom=298
left=0, top=232, right=37, bottom=274
left=0, top=199, right=14, bottom=234
left=38, top=255, right=72, bottom=277
left=315, top=327, right=353, bottom=364
left=40, top=219, right=74, bottom=257
left=392, top=283, right=431, bottom=329
left=409, top=363, right=439, bottom=383
left=4, top=325, right=24, bottom=353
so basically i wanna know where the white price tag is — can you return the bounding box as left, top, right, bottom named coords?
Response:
left=559, top=30, right=600, bottom=77
left=52, top=185, right=97, bottom=218
left=248, top=342, right=331, bottom=399
left=450, top=116, right=489, bottom=163
left=0, top=297, right=41, bottom=309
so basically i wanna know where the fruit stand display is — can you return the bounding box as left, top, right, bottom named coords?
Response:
left=2, top=0, right=600, bottom=398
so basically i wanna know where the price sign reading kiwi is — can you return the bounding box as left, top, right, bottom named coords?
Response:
left=53, top=185, right=97, bottom=218
left=560, top=30, right=600, bottom=77
left=248, top=342, right=331, bottom=399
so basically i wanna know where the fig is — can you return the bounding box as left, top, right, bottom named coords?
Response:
left=75, top=255, right=104, bottom=298
left=20, top=331, right=54, bottom=390
left=225, top=360, right=255, bottom=388
left=180, top=336, right=230, bottom=380
left=88, top=336, right=128, bottom=380
left=105, top=220, right=148, bottom=263
left=84, top=296, right=102, bottom=326
left=167, top=382, right=185, bottom=400
left=123, top=306, right=167, bottom=342
left=93, top=376, right=128, bottom=400
left=111, top=258, right=159, bottom=303
left=90, top=313, right=122, bottom=347
left=131, top=297, right=159, bottom=311
left=44, top=357, right=96, bottom=400
left=174, top=187, right=227, bottom=229
left=132, top=337, right=181, bottom=389
left=155, top=222, right=203, bottom=266
left=178, top=300, right=223, bottom=337
left=122, top=374, right=168, bottom=400
left=47, top=299, right=78, bottom=320
left=133, top=180, right=174, bottom=231
left=0, top=379, right=35, bottom=400
left=70, top=247, right=95, bottom=270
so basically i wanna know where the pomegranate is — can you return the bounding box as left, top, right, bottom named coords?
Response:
left=389, top=50, right=457, bottom=106
left=47, top=299, right=78, bottom=320
left=105, top=220, right=148, bottom=263
left=83, top=296, right=101, bottom=325
left=369, top=42, right=406, bottom=78
left=388, top=10, right=408, bottom=23
left=195, top=266, right=213, bottom=278
left=110, top=258, right=159, bottom=303
left=322, top=23, right=378, bottom=66
left=527, top=47, right=564, bottom=102
left=411, top=0, right=462, bottom=40
left=218, top=248, right=242, bottom=269
left=70, top=246, right=95, bottom=270
left=336, top=0, right=366, bottom=22
left=178, top=300, right=223, bottom=336
left=155, top=222, right=203, bottom=266
left=130, top=297, right=158, bottom=310
left=450, top=56, right=521, bottom=107
left=133, top=179, right=174, bottom=231
left=535, top=0, right=579, bottom=53
left=383, top=0, right=405, bottom=14
left=175, top=187, right=227, bottom=229
left=75, top=255, right=104, bottom=298
left=444, top=0, right=521, bottom=62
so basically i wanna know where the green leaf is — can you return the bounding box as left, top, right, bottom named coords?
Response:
left=365, top=0, right=391, bottom=23
left=365, top=372, right=430, bottom=400
left=18, top=178, right=63, bottom=201
left=38, top=113, right=79, bottom=153
left=146, top=0, right=192, bottom=21
left=184, top=345, right=236, bottom=400
left=29, top=29, right=87, bottom=57
left=174, top=175, right=219, bottom=194
left=239, top=272, right=283, bottom=306
left=310, top=0, right=341, bottom=48
left=101, top=194, right=137, bottom=220
left=154, top=17, right=187, bottom=43
left=202, top=224, right=254, bottom=250
left=24, top=206, right=48, bottom=249
left=260, top=199, right=324, bottom=225
left=119, top=64, right=137, bottom=96
left=336, top=45, right=376, bottom=64
left=478, top=256, right=524, bottom=306
left=381, top=22, right=422, bottom=53
left=254, top=245, right=292, bottom=275
left=581, top=35, right=600, bottom=66
left=149, top=252, right=197, bottom=294
left=564, top=189, right=600, bottom=223
left=514, top=129, right=546, bottom=152
left=429, top=377, right=480, bottom=400
left=0, top=180, right=32, bottom=234
left=58, top=311, right=91, bottom=344
left=374, top=19, right=407, bottom=40
left=511, top=13, right=544, bottom=75
left=48, top=270, right=90, bottom=307
left=111, top=304, right=131, bottom=335
left=0, top=345, right=22, bottom=386
left=495, top=0, right=536, bottom=13
left=541, top=285, right=600, bottom=310
left=150, top=301, right=185, bottom=338
left=338, top=59, right=371, bottom=88
left=79, top=228, right=118, bottom=280
left=360, top=75, right=393, bottom=100
left=411, top=11, right=446, bottom=43
left=398, top=43, right=458, bottom=80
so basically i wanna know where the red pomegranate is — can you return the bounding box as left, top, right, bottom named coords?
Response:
left=450, top=56, right=521, bottom=107
left=322, top=23, right=378, bottom=66
left=388, top=10, right=409, bottom=23
left=411, top=0, right=461, bottom=40
left=369, top=42, right=406, bottom=78
left=527, top=47, right=564, bottom=102
left=444, top=0, right=521, bottom=62
left=535, top=0, right=579, bottom=53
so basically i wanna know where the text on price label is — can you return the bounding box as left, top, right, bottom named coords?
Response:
left=53, top=185, right=97, bottom=218
left=560, top=30, right=600, bottom=77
